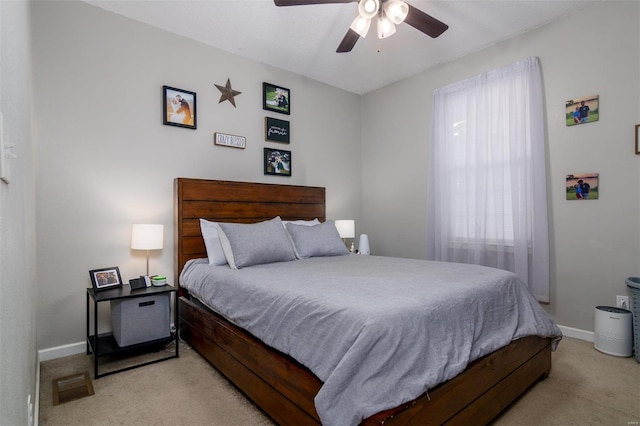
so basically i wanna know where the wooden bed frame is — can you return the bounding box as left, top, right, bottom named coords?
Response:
left=174, top=177, right=553, bottom=425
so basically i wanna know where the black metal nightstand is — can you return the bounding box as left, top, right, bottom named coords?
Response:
left=86, top=284, right=178, bottom=378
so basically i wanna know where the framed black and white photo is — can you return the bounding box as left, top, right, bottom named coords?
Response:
left=264, top=148, right=291, bottom=176
left=262, top=82, right=290, bottom=115
left=89, top=266, right=123, bottom=291
left=163, top=85, right=197, bottom=129
left=265, top=117, right=290, bottom=143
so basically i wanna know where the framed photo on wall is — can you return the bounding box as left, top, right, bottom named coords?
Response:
left=89, top=266, right=123, bottom=292
left=265, top=117, right=290, bottom=143
left=263, top=82, right=290, bottom=115
left=565, top=173, right=599, bottom=200
left=163, top=85, right=197, bottom=129
left=565, top=95, right=598, bottom=126
left=264, top=148, right=291, bottom=176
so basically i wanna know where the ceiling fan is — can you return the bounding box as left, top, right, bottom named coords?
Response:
left=273, top=0, right=448, bottom=53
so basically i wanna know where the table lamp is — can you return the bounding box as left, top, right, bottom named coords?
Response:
left=334, top=220, right=355, bottom=252
left=131, top=224, right=163, bottom=277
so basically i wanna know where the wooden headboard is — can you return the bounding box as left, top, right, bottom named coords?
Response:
left=173, top=178, right=326, bottom=286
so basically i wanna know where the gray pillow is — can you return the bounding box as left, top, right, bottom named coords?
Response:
left=282, top=218, right=321, bottom=258
left=285, top=220, right=349, bottom=259
left=217, top=217, right=297, bottom=269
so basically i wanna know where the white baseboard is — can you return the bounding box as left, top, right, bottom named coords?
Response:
left=38, top=341, right=86, bottom=362
left=38, top=320, right=177, bottom=362
left=558, top=325, right=594, bottom=342
left=37, top=323, right=593, bottom=363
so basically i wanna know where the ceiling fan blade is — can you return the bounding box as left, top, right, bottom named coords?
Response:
left=403, top=3, right=448, bottom=38
left=274, top=0, right=356, bottom=6
left=336, top=28, right=360, bottom=53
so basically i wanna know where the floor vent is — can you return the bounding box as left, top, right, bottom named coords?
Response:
left=52, top=371, right=94, bottom=406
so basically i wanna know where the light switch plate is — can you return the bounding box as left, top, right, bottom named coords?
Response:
left=0, top=112, right=9, bottom=184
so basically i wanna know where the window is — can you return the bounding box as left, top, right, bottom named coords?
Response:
left=426, top=57, right=550, bottom=302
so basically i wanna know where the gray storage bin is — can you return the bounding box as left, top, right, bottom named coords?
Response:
left=111, top=294, right=170, bottom=347
left=626, top=277, right=640, bottom=363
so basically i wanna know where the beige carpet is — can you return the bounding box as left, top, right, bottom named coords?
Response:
left=39, top=337, right=640, bottom=425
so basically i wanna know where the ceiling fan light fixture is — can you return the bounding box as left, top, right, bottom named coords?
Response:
left=274, top=0, right=449, bottom=53
left=358, top=0, right=379, bottom=20
left=383, top=0, right=409, bottom=25
left=350, top=15, right=371, bottom=38
left=377, top=14, right=396, bottom=39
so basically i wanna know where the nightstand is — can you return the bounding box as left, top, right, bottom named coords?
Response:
left=86, top=284, right=178, bottom=378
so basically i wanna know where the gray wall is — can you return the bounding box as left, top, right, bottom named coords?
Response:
left=0, top=0, right=633, bottom=422
left=28, top=0, right=640, bottom=353
left=32, top=1, right=362, bottom=350
left=361, top=1, right=640, bottom=332
left=0, top=1, right=37, bottom=424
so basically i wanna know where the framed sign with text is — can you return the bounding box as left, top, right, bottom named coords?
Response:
left=214, top=132, right=246, bottom=149
left=265, top=117, right=290, bottom=144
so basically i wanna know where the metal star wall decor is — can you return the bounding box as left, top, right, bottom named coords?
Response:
left=215, top=78, right=242, bottom=108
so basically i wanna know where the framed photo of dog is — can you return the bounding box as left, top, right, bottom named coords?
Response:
left=163, top=85, right=197, bottom=129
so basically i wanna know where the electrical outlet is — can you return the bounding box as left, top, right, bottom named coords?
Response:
left=0, top=111, right=13, bottom=184
left=616, top=295, right=629, bottom=310
left=0, top=112, right=7, bottom=184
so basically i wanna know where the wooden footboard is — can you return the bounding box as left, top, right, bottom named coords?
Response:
left=180, top=296, right=552, bottom=426
left=180, top=296, right=321, bottom=424
left=363, top=334, right=551, bottom=425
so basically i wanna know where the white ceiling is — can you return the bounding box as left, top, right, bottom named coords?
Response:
left=85, top=0, right=596, bottom=95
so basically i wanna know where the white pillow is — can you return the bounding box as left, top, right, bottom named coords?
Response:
left=217, top=217, right=297, bottom=269
left=199, top=219, right=227, bottom=266
left=282, top=218, right=320, bottom=227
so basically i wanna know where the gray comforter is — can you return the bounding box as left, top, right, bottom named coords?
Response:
left=180, top=255, right=562, bottom=426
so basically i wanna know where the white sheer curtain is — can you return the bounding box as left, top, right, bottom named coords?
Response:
left=426, top=57, right=550, bottom=302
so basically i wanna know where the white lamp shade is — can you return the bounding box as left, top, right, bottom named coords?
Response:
left=377, top=15, right=396, bottom=38
left=358, top=0, right=379, bottom=20
left=334, top=220, right=355, bottom=239
left=383, top=0, right=409, bottom=24
left=131, top=224, right=164, bottom=250
left=350, top=15, right=371, bottom=38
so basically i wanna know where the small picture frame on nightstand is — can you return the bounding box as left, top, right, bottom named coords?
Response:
left=89, top=266, right=123, bottom=291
